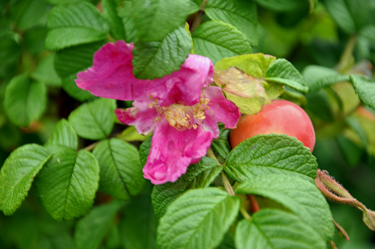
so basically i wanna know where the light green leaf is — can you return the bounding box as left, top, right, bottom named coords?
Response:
left=0, top=144, right=52, bottom=215
left=265, top=59, right=308, bottom=93
left=4, top=75, right=47, bottom=127
left=75, top=201, right=125, bottom=249
left=152, top=157, right=223, bottom=218
left=205, top=0, right=258, bottom=46
left=68, top=98, right=116, bottom=140
left=351, top=75, right=375, bottom=110
left=132, top=0, right=190, bottom=42
left=236, top=174, right=335, bottom=241
left=46, top=119, right=78, bottom=151
left=117, top=1, right=137, bottom=43
left=224, top=134, right=318, bottom=183
left=303, top=65, right=350, bottom=92
left=45, top=2, right=109, bottom=50
left=92, top=138, right=145, bottom=200
left=31, top=55, right=62, bottom=87
left=102, top=0, right=126, bottom=40
left=117, top=126, right=151, bottom=142
left=193, top=20, right=252, bottom=64
left=255, top=0, right=308, bottom=12
left=157, top=188, right=240, bottom=249
left=235, top=209, right=327, bottom=249
left=36, top=149, right=100, bottom=220
left=132, top=26, right=191, bottom=79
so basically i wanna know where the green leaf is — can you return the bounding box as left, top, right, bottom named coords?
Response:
left=255, top=0, right=308, bottom=12
left=117, top=126, right=151, bottom=142
left=11, top=0, right=49, bottom=30
left=350, top=75, right=375, bottom=110
left=102, top=0, right=126, bottom=40
left=119, top=195, right=157, bottom=249
left=235, top=209, right=327, bottom=249
left=132, top=26, right=191, bottom=79
left=303, top=65, right=350, bottom=92
left=4, top=75, right=47, bottom=127
left=152, top=157, right=223, bottom=218
left=31, top=55, right=62, bottom=87
left=0, top=33, right=21, bottom=66
left=211, top=123, right=231, bottom=159
left=68, top=98, right=116, bottom=140
left=157, top=188, right=240, bottom=249
left=54, top=41, right=104, bottom=101
left=46, top=119, right=78, bottom=151
left=224, top=134, right=318, bottom=183
left=360, top=25, right=375, bottom=42
left=265, top=59, right=308, bottom=93
left=75, top=201, right=124, bottom=249
left=36, top=149, right=100, bottom=220
left=132, top=0, right=190, bottom=42
left=192, top=20, right=252, bottom=64
left=236, top=174, right=335, bottom=241
left=205, top=0, right=258, bottom=46
left=0, top=144, right=52, bottom=215
left=139, top=136, right=152, bottom=167
left=45, top=2, right=109, bottom=50
left=117, top=1, right=137, bottom=43
left=92, top=138, right=145, bottom=200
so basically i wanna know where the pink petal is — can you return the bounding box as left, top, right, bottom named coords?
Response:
left=115, top=100, right=158, bottom=135
left=143, top=121, right=214, bottom=184
left=203, top=86, right=241, bottom=137
left=75, top=41, right=150, bottom=101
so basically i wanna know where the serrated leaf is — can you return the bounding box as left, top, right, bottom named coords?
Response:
left=224, top=134, right=318, bottom=183
left=117, top=1, right=137, bottom=43
left=92, top=138, right=145, bottom=200
left=75, top=201, right=125, bottom=249
left=132, top=26, right=192, bottom=79
left=205, top=0, right=258, bottom=46
left=236, top=174, right=334, bottom=241
left=303, top=65, right=350, bottom=92
left=350, top=75, right=375, bottom=110
left=0, top=144, right=52, bottom=215
left=102, top=0, right=126, bottom=40
left=45, top=2, right=109, bottom=50
left=265, top=59, right=308, bottom=93
left=139, top=136, right=152, bottom=167
left=255, top=0, right=308, bottom=12
left=36, top=148, right=100, bottom=220
left=4, top=75, right=47, bottom=127
left=157, top=188, right=240, bottom=249
left=132, top=0, right=190, bottom=42
left=31, top=55, right=62, bottom=87
left=152, top=157, right=223, bottom=218
left=68, top=98, right=116, bottom=140
left=46, top=119, right=78, bottom=151
left=235, top=209, right=327, bottom=249
left=211, top=123, right=231, bottom=159
left=192, top=20, right=252, bottom=64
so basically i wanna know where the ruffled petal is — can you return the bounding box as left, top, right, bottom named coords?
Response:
left=143, top=121, right=214, bottom=184
left=75, top=41, right=150, bottom=101
left=204, top=86, right=241, bottom=137
left=115, top=100, right=158, bottom=135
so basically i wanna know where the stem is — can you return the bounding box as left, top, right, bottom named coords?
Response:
left=335, top=34, right=358, bottom=73
left=83, top=141, right=99, bottom=151
left=190, top=0, right=209, bottom=33
left=221, top=171, right=234, bottom=196
left=240, top=207, right=252, bottom=220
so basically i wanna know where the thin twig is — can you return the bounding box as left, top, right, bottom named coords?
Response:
left=190, top=0, right=209, bottom=33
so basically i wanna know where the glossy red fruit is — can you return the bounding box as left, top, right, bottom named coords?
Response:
left=229, top=99, right=316, bottom=152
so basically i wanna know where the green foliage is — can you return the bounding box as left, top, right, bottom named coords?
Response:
left=31, top=55, right=62, bottom=87
left=235, top=209, right=326, bottom=249
left=68, top=98, right=116, bottom=140
left=36, top=149, right=100, bottom=220
left=211, top=124, right=232, bottom=159
left=225, top=134, right=318, bottom=183
left=157, top=188, right=240, bottom=249
left=255, top=0, right=308, bottom=12
left=45, top=2, right=109, bottom=50
left=102, top=0, right=126, bottom=41
left=92, top=138, right=145, bottom=200
left=4, top=75, right=47, bottom=127
left=351, top=75, right=375, bottom=110
left=117, top=1, right=137, bottom=43
left=46, top=119, right=78, bottom=151
left=0, top=144, right=51, bottom=215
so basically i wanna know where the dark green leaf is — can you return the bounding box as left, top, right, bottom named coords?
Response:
left=132, top=0, right=190, bottom=41
left=193, top=20, right=252, bottom=64
left=102, top=0, right=126, bottom=40
left=157, top=188, right=240, bottom=249
left=31, top=55, right=62, bottom=87
left=255, top=0, right=308, bottom=12
left=0, top=33, right=21, bottom=65
left=235, top=209, right=327, bottom=249
left=132, top=26, right=191, bottom=79
left=4, top=75, right=47, bottom=127
left=46, top=119, right=78, bottom=151
left=92, top=138, right=145, bottom=200
left=75, top=201, right=124, bottom=249
left=11, top=0, right=49, bottom=30
left=45, top=2, right=109, bottom=50
left=224, top=134, right=318, bottom=183
left=236, top=174, right=335, bottom=241
left=139, top=136, right=152, bottom=167
left=211, top=123, right=231, bottom=159
left=37, top=149, right=100, bottom=220
left=62, top=75, right=94, bottom=102
left=0, top=144, right=52, bottom=215
left=68, top=98, right=116, bottom=140
left=152, top=157, right=223, bottom=218
left=351, top=75, right=375, bottom=110
left=117, top=1, right=137, bottom=43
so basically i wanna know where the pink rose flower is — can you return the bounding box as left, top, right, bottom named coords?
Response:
left=76, top=41, right=240, bottom=184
